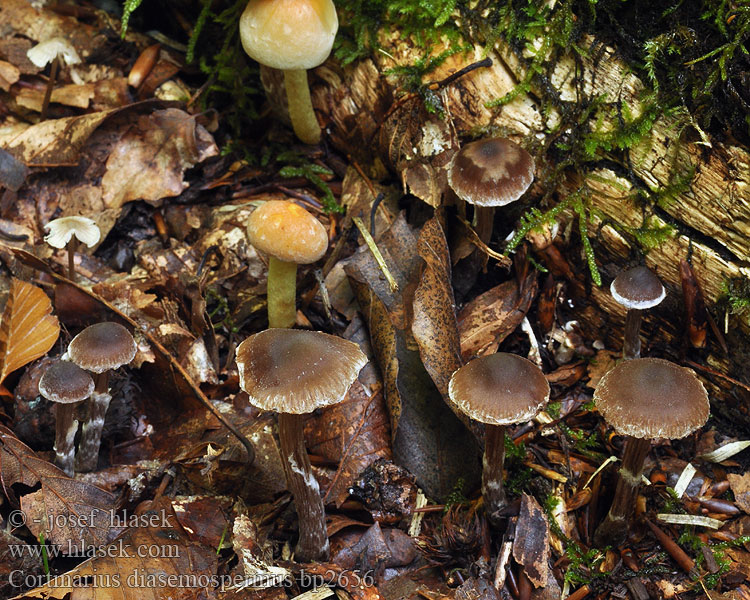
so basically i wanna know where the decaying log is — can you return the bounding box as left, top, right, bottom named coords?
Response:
left=307, top=31, right=750, bottom=427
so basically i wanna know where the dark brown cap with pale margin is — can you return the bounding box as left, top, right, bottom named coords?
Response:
left=448, top=353, right=550, bottom=425
left=39, top=360, right=94, bottom=404
left=68, top=322, right=137, bottom=374
left=610, top=266, right=665, bottom=310
left=246, top=200, right=328, bottom=264
left=236, top=328, right=367, bottom=414
left=594, top=358, right=709, bottom=439
left=447, top=138, right=536, bottom=207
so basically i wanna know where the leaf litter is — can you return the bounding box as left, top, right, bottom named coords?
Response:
left=0, top=1, right=748, bottom=599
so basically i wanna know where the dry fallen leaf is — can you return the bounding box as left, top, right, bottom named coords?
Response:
left=345, top=214, right=480, bottom=500
left=0, top=426, right=119, bottom=551
left=0, top=109, right=116, bottom=167
left=0, top=278, right=59, bottom=385
left=513, top=494, right=550, bottom=589
left=728, top=473, right=750, bottom=515
left=101, top=108, right=219, bottom=210
left=457, top=273, right=537, bottom=360
left=306, top=379, right=391, bottom=507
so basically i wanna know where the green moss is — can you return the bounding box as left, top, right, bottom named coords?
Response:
left=719, top=276, right=750, bottom=325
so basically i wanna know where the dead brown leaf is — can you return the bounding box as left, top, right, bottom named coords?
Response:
left=0, top=278, right=59, bottom=385
left=101, top=108, right=218, bottom=210
left=16, top=83, right=96, bottom=112
left=0, top=426, right=119, bottom=551
left=306, top=380, right=391, bottom=507
left=586, top=349, right=618, bottom=388
left=0, top=110, right=116, bottom=166
left=412, top=216, right=462, bottom=401
left=512, top=494, right=550, bottom=589
left=457, top=273, right=537, bottom=360
left=729, top=473, right=750, bottom=515
left=10, top=497, right=219, bottom=600
left=0, top=59, right=20, bottom=91
left=345, top=214, right=480, bottom=500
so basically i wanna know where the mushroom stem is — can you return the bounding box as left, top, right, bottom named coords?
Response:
left=277, top=412, right=329, bottom=562
left=594, top=436, right=651, bottom=546
left=267, top=256, right=298, bottom=329
left=53, top=402, right=79, bottom=477
left=75, top=371, right=111, bottom=472
left=283, top=69, right=321, bottom=145
left=67, top=238, right=77, bottom=281
left=40, top=55, right=59, bottom=121
left=622, top=309, right=643, bottom=359
left=482, top=424, right=508, bottom=526
left=474, top=207, right=495, bottom=245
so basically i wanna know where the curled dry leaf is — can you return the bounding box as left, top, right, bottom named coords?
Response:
left=457, top=272, right=538, bottom=360
left=0, top=426, right=119, bottom=551
left=0, top=109, right=116, bottom=167
left=512, top=494, right=550, bottom=589
left=411, top=216, right=463, bottom=402
left=0, top=278, right=60, bottom=385
left=101, top=108, right=219, bottom=210
left=305, top=379, right=391, bottom=507
left=345, top=214, right=480, bottom=500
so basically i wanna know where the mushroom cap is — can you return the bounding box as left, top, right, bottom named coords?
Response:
left=594, top=358, right=709, bottom=439
left=610, top=266, right=665, bottom=310
left=27, top=37, right=81, bottom=68
left=448, top=353, right=550, bottom=425
left=44, top=216, right=101, bottom=249
left=236, top=328, right=367, bottom=414
left=68, top=322, right=137, bottom=373
left=246, top=200, right=328, bottom=264
left=239, top=0, right=338, bottom=71
left=39, top=360, right=94, bottom=404
left=447, top=138, right=536, bottom=207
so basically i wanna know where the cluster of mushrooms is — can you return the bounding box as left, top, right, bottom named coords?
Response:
left=39, top=322, right=136, bottom=476
left=33, top=0, right=711, bottom=564
left=234, top=126, right=711, bottom=561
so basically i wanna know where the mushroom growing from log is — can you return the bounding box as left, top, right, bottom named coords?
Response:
left=38, top=359, right=94, bottom=477
left=246, top=200, right=328, bottom=329
left=610, top=266, right=665, bottom=359
left=239, top=0, right=338, bottom=144
left=593, top=358, right=709, bottom=546
left=447, top=137, right=535, bottom=245
left=448, top=353, right=549, bottom=526
left=236, top=328, right=366, bottom=561
left=67, top=322, right=137, bottom=472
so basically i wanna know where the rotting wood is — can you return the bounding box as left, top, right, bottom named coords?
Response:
left=305, top=31, right=750, bottom=427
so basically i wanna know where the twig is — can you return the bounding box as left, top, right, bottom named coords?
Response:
left=352, top=217, right=398, bottom=292
left=644, top=518, right=696, bottom=576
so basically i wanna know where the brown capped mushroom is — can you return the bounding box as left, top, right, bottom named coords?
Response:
left=447, top=137, right=535, bottom=247
left=593, top=358, right=709, bottom=546
left=236, top=328, right=366, bottom=561
left=39, top=359, right=94, bottom=476
left=246, top=200, right=328, bottom=328
left=610, top=266, right=665, bottom=359
left=67, top=322, right=137, bottom=472
left=448, top=353, right=549, bottom=526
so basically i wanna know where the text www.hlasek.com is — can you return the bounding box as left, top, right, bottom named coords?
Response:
left=8, top=538, right=180, bottom=560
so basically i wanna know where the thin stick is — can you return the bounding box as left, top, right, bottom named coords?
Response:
left=352, top=217, right=398, bottom=292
